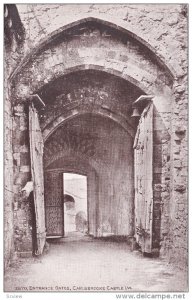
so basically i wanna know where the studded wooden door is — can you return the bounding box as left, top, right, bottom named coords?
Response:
left=133, top=102, right=153, bottom=253
left=44, top=171, right=64, bottom=237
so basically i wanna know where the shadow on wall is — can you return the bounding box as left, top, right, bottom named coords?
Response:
left=28, top=192, right=38, bottom=256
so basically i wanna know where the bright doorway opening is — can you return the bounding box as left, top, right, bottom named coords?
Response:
left=63, top=173, right=88, bottom=237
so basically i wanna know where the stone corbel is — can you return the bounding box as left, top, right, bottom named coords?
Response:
left=133, top=95, right=154, bottom=107
left=27, top=94, right=46, bottom=109
left=131, top=95, right=154, bottom=118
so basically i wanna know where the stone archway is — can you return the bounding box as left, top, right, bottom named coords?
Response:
left=11, top=16, right=174, bottom=256
left=44, top=149, right=99, bottom=237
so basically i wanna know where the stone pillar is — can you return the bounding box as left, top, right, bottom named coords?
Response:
left=12, top=103, right=33, bottom=256
left=169, top=79, right=188, bottom=268
left=153, top=110, right=171, bottom=257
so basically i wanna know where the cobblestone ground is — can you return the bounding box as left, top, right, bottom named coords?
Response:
left=4, top=237, right=188, bottom=292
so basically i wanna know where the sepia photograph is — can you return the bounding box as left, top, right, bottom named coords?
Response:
left=3, top=2, right=188, bottom=296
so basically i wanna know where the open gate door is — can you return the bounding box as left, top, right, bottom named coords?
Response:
left=29, top=103, right=46, bottom=255
left=44, top=171, right=64, bottom=237
left=134, top=102, right=153, bottom=253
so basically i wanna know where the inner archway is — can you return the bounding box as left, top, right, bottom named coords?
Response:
left=44, top=112, right=135, bottom=239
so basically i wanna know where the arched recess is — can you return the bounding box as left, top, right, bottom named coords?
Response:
left=42, top=107, right=135, bottom=143
left=10, top=17, right=174, bottom=103
left=10, top=16, right=174, bottom=83
left=12, top=16, right=174, bottom=148
left=38, top=68, right=144, bottom=142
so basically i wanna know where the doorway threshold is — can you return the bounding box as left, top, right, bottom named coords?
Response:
left=46, top=236, right=63, bottom=239
left=59, top=234, right=93, bottom=242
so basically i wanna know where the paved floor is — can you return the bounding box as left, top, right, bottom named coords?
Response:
left=4, top=236, right=188, bottom=293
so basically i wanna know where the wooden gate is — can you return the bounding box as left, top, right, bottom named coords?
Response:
left=29, top=103, right=46, bottom=255
left=133, top=102, right=153, bottom=253
left=44, top=171, right=64, bottom=237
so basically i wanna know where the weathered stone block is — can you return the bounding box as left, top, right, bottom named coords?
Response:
left=174, top=184, right=186, bottom=192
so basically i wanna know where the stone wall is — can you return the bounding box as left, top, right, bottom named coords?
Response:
left=6, top=4, right=188, bottom=269
left=170, top=81, right=188, bottom=268
left=152, top=107, right=171, bottom=254
left=4, top=4, right=26, bottom=268
left=4, top=62, right=14, bottom=269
